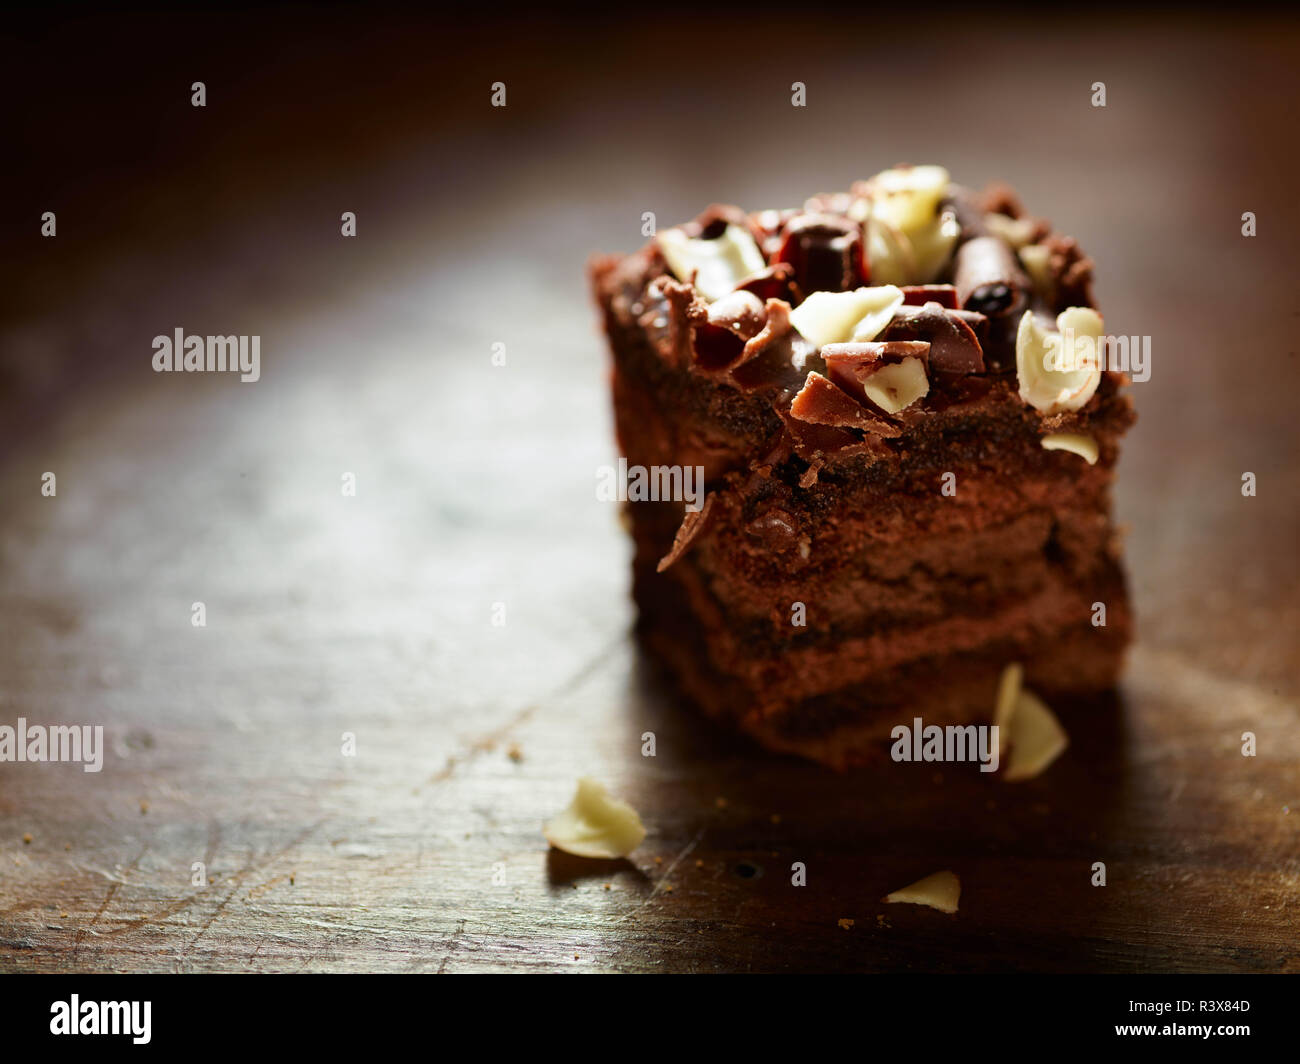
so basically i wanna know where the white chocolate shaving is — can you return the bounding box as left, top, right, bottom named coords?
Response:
left=1018, top=243, right=1053, bottom=299
left=985, top=212, right=1038, bottom=249
left=657, top=224, right=766, bottom=302
left=543, top=778, right=646, bottom=859
left=1040, top=432, right=1099, bottom=465
left=1003, top=690, right=1070, bottom=783
left=867, top=165, right=951, bottom=232
left=789, top=285, right=903, bottom=346
left=860, top=165, right=958, bottom=285
left=1015, top=307, right=1104, bottom=413
left=993, top=662, right=1024, bottom=756
left=884, top=869, right=961, bottom=914
left=863, top=357, right=929, bottom=414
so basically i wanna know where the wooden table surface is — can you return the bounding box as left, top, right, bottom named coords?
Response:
left=1, top=10, right=1297, bottom=973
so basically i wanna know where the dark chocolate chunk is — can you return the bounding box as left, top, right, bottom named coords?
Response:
left=953, top=236, right=1031, bottom=318
left=880, top=301, right=986, bottom=375
left=656, top=494, right=717, bottom=573
left=773, top=213, right=868, bottom=294
left=901, top=284, right=959, bottom=309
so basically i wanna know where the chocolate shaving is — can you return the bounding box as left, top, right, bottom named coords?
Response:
left=821, top=340, right=930, bottom=408
left=901, top=284, right=959, bottom=309
left=735, top=262, right=802, bottom=305
left=656, top=494, right=717, bottom=572
left=727, top=300, right=808, bottom=394
left=790, top=372, right=903, bottom=437
left=880, top=301, right=986, bottom=375
left=772, top=213, right=868, bottom=294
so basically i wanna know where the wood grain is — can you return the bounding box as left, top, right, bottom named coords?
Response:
left=0, top=11, right=1296, bottom=973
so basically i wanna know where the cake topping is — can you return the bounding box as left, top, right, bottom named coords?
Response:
left=788, top=285, right=904, bottom=346
left=790, top=371, right=903, bottom=435
left=879, top=301, right=986, bottom=375
left=1018, top=243, right=1053, bottom=302
left=734, top=262, right=802, bottom=304
left=706, top=289, right=767, bottom=340
left=900, top=284, right=959, bottom=308
left=1040, top=432, right=1099, bottom=464
left=862, top=357, right=930, bottom=414
left=954, top=235, right=1031, bottom=318
left=658, top=221, right=766, bottom=301
left=853, top=165, right=961, bottom=285
left=772, top=212, right=869, bottom=294
left=984, top=211, right=1042, bottom=249
left=1015, top=307, right=1104, bottom=413
left=822, top=341, right=930, bottom=414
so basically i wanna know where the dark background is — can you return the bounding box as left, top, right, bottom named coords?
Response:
left=1, top=6, right=1296, bottom=972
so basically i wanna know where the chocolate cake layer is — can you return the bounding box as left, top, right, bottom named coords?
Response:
left=592, top=165, right=1135, bottom=768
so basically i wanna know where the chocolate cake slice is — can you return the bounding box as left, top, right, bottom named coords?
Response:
left=591, top=166, right=1134, bottom=769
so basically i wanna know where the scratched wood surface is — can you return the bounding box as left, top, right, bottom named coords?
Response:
left=1, top=11, right=1297, bottom=973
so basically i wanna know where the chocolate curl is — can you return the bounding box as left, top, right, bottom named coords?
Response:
left=790, top=372, right=903, bottom=437
left=953, top=235, right=1031, bottom=318
left=821, top=341, right=930, bottom=407
left=773, top=213, right=869, bottom=294
left=656, top=494, right=716, bottom=573
left=727, top=299, right=809, bottom=394
left=880, top=301, right=986, bottom=375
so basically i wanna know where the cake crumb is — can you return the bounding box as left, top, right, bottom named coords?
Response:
left=695, top=858, right=704, bottom=868
left=654, top=855, right=663, bottom=865
left=139, top=799, right=150, bottom=815
left=506, top=743, right=523, bottom=763
left=715, top=797, right=728, bottom=809
left=770, top=814, right=782, bottom=825
left=22, top=833, right=32, bottom=844
left=663, top=883, right=674, bottom=893
left=838, top=918, right=855, bottom=930
left=603, top=883, right=611, bottom=891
